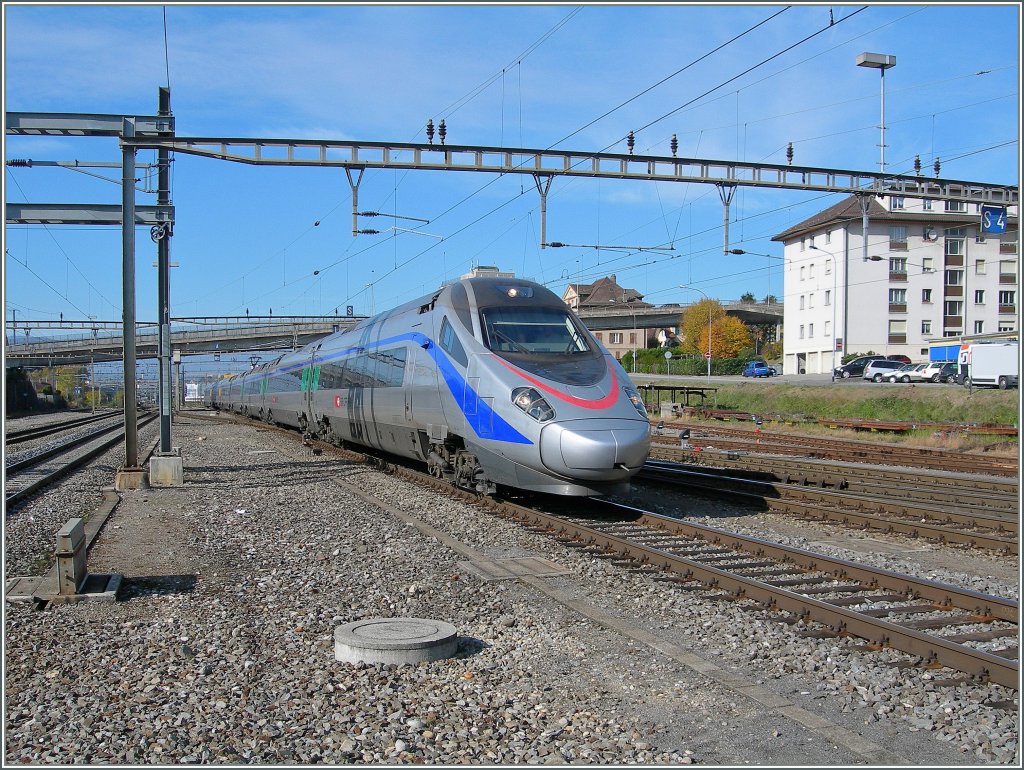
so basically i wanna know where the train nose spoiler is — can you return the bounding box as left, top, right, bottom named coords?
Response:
left=539, top=419, right=650, bottom=479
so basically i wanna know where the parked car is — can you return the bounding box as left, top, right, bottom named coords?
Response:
left=936, top=362, right=960, bottom=383
left=863, top=359, right=903, bottom=382
left=886, top=354, right=912, bottom=365
left=833, top=355, right=887, bottom=379
left=919, top=362, right=948, bottom=382
left=884, top=363, right=929, bottom=383
left=742, top=360, right=775, bottom=378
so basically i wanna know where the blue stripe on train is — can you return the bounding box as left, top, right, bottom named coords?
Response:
left=265, top=331, right=532, bottom=445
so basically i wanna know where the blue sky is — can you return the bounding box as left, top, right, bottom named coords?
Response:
left=4, top=2, right=1020, bottom=331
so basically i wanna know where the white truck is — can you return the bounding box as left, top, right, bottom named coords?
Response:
left=958, top=342, right=1019, bottom=389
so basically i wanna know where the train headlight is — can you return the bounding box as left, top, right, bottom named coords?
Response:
left=624, top=387, right=648, bottom=418
left=512, top=387, right=555, bottom=422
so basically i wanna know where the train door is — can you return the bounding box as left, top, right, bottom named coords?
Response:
left=299, top=345, right=322, bottom=433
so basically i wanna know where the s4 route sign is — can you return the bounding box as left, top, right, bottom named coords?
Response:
left=980, top=205, right=1007, bottom=234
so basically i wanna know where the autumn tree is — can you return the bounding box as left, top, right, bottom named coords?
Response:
left=678, top=299, right=727, bottom=355
left=698, top=315, right=752, bottom=359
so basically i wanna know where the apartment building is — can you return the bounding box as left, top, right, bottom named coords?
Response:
left=772, top=194, right=1019, bottom=375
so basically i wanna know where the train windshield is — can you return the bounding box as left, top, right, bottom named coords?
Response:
left=480, top=306, right=591, bottom=355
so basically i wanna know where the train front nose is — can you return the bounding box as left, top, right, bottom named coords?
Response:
left=538, top=419, right=650, bottom=481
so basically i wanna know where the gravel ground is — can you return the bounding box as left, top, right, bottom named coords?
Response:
left=4, top=413, right=1019, bottom=765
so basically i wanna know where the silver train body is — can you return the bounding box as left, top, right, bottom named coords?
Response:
left=204, top=276, right=651, bottom=495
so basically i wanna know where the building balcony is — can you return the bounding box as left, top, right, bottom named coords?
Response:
left=888, top=241, right=908, bottom=252
left=999, top=304, right=1017, bottom=315
left=888, top=303, right=907, bottom=313
left=887, top=334, right=907, bottom=344
left=999, top=273, right=1018, bottom=284
left=889, top=271, right=908, bottom=282
left=1000, top=242, right=1018, bottom=254
left=944, top=285, right=963, bottom=297
left=943, top=316, right=963, bottom=328
left=944, top=254, right=964, bottom=266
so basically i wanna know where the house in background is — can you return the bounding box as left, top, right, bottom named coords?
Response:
left=562, top=275, right=655, bottom=361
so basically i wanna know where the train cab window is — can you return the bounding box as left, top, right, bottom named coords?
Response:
left=480, top=306, right=592, bottom=354
left=439, top=317, right=469, bottom=367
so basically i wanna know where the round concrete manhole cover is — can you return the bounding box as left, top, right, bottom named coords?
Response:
left=334, top=617, right=458, bottom=664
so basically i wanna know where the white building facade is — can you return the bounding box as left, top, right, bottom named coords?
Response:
left=773, top=195, right=1018, bottom=375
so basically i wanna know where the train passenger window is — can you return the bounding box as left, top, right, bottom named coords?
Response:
left=439, top=317, right=468, bottom=367
left=480, top=307, right=592, bottom=354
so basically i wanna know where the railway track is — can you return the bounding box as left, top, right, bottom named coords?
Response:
left=650, top=443, right=1019, bottom=509
left=190, top=411, right=1019, bottom=690
left=654, top=422, right=1018, bottom=477
left=5, top=411, right=122, bottom=446
left=5, top=413, right=158, bottom=508
left=639, top=460, right=1018, bottom=555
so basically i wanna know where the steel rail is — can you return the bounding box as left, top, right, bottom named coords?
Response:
left=654, top=431, right=1018, bottom=477
left=5, top=414, right=158, bottom=508
left=658, top=421, right=1019, bottom=466
left=650, top=444, right=1020, bottom=501
left=645, top=456, right=1019, bottom=521
left=498, top=500, right=1018, bottom=689
left=639, top=463, right=1018, bottom=553
left=5, top=412, right=121, bottom=445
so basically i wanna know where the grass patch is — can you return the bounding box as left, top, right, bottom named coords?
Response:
left=708, top=382, right=1019, bottom=425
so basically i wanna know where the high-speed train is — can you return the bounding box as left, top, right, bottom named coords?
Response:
left=206, top=275, right=651, bottom=496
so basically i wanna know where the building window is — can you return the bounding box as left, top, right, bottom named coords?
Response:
left=799, top=325, right=805, bottom=339
left=975, top=259, right=986, bottom=275
left=889, top=288, right=907, bottom=303
left=799, top=295, right=805, bottom=310
left=888, top=319, right=907, bottom=335
left=889, top=225, right=908, bottom=248
left=809, top=263, right=815, bottom=278
left=943, top=331, right=959, bottom=338
left=609, top=332, right=623, bottom=344
left=825, top=259, right=832, bottom=275
left=595, top=332, right=603, bottom=341
left=998, top=290, right=1016, bottom=305
left=923, top=199, right=932, bottom=211
left=975, top=290, right=985, bottom=304
left=945, top=237, right=965, bottom=257
left=824, top=289, right=831, bottom=306
left=922, top=257, right=934, bottom=273
left=999, top=323, right=1016, bottom=332
left=944, top=300, right=963, bottom=316
left=922, top=288, right=933, bottom=303
left=825, top=230, right=832, bottom=245
left=801, top=238, right=807, bottom=251
left=800, top=266, right=806, bottom=280
left=921, top=320, right=932, bottom=335
left=824, top=320, right=831, bottom=336
left=890, top=257, right=907, bottom=274
left=808, top=323, right=814, bottom=338
left=945, top=200, right=967, bottom=213
left=891, top=196, right=905, bottom=210
left=1000, top=260, right=1018, bottom=280
left=808, top=293, right=814, bottom=308
left=629, top=333, right=636, bottom=344
left=974, top=321, right=985, bottom=334
left=944, top=269, right=963, bottom=286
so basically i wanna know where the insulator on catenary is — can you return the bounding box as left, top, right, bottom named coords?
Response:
left=426, top=119, right=434, bottom=144
left=786, top=142, right=794, bottom=165
left=7, top=159, right=32, bottom=167
left=670, top=134, right=678, bottom=157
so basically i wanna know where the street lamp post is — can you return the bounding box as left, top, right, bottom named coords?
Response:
left=856, top=52, right=897, bottom=174
left=679, top=285, right=712, bottom=381
left=810, top=245, right=839, bottom=381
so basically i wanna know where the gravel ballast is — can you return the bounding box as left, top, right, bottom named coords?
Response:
left=4, top=413, right=1018, bottom=765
